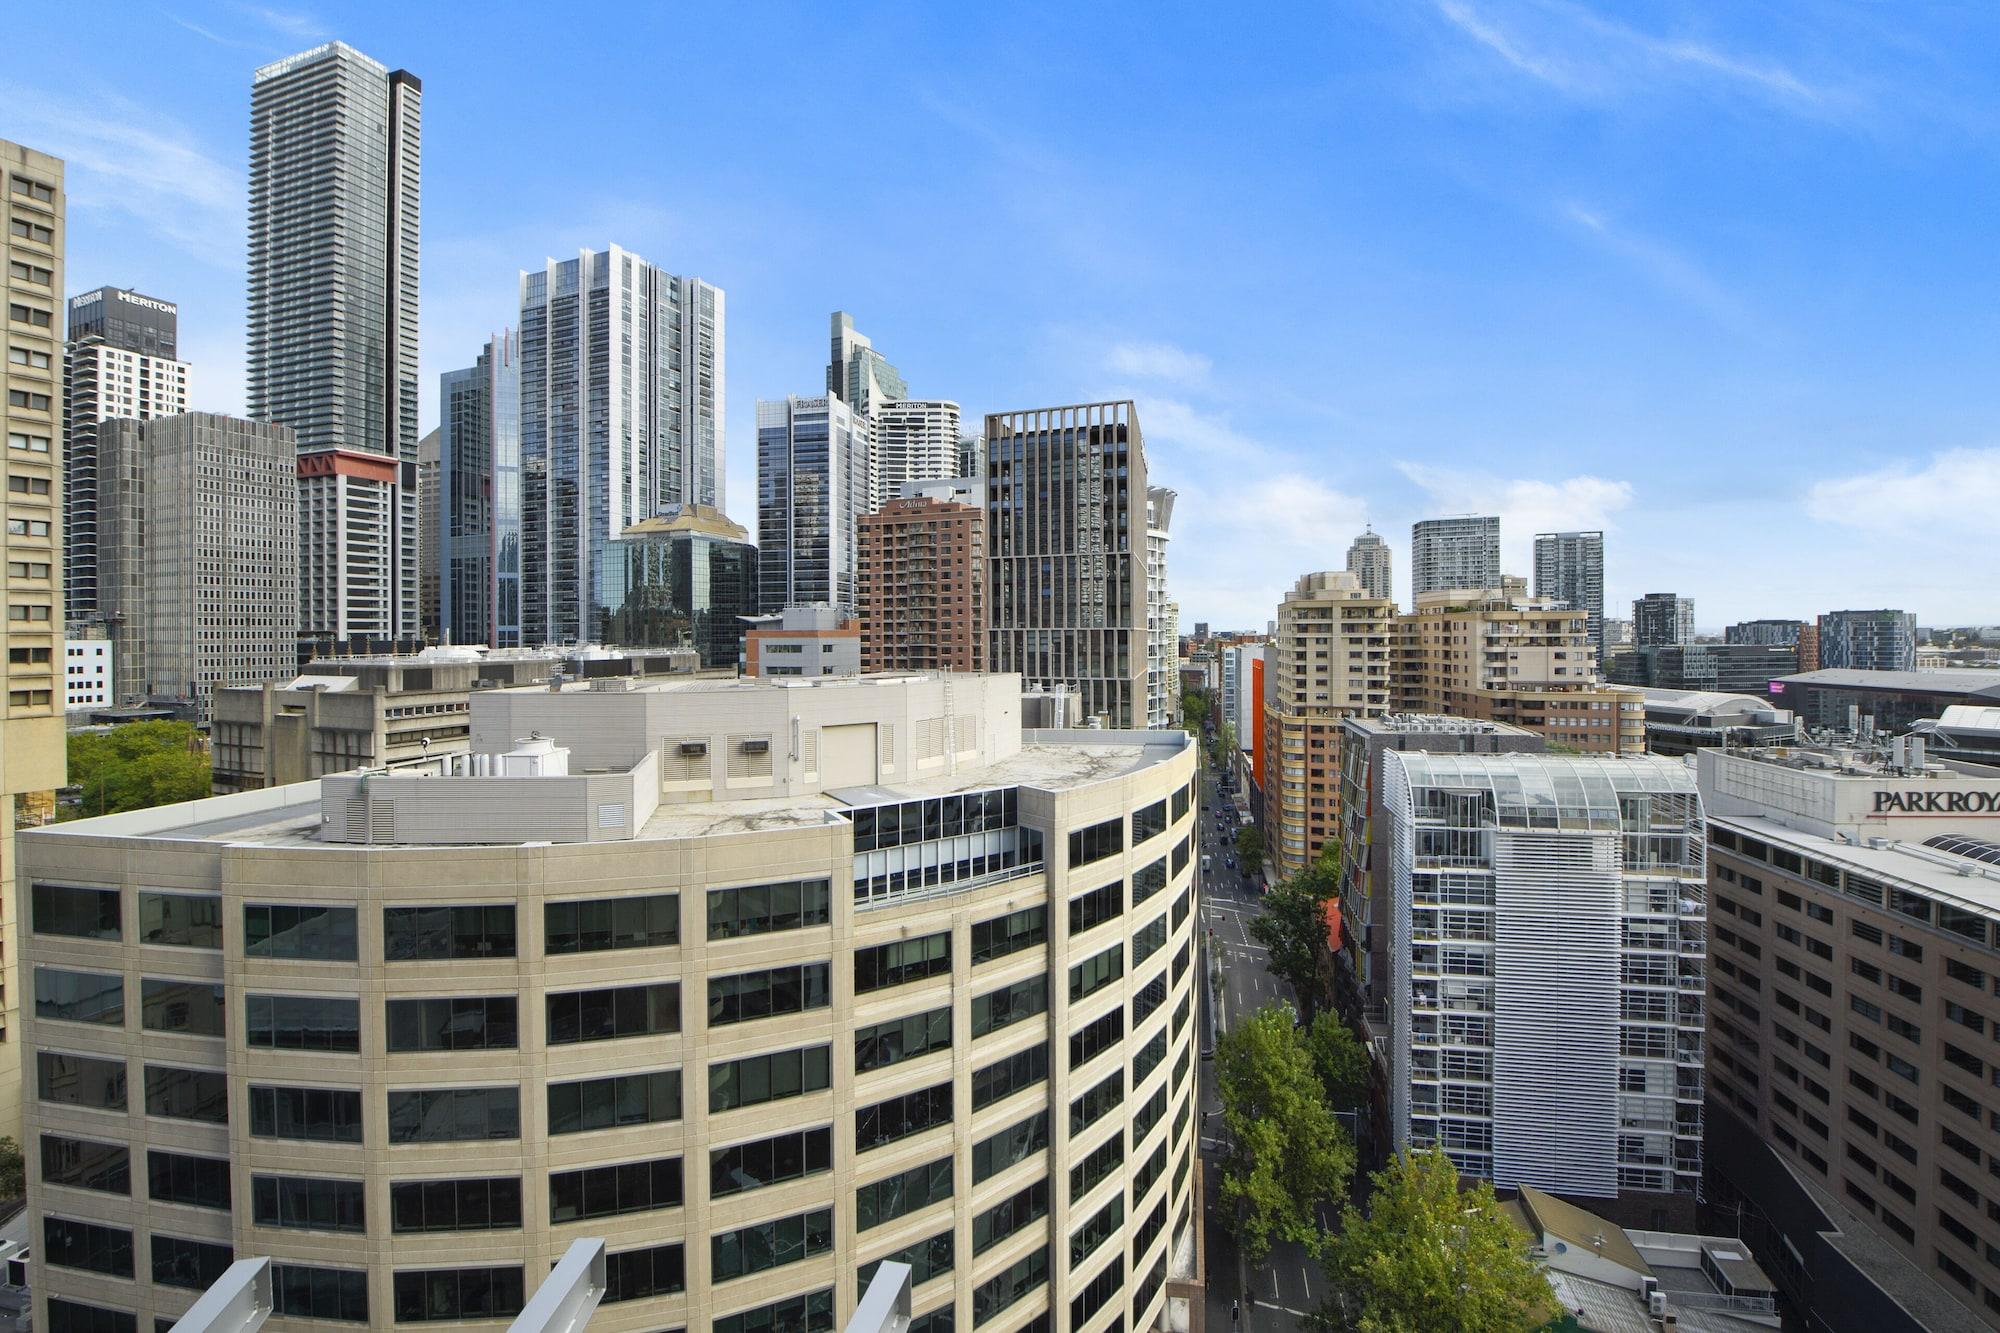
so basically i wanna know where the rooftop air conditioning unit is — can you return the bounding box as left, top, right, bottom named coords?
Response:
left=741, top=738, right=771, bottom=754
left=678, top=741, right=709, bottom=756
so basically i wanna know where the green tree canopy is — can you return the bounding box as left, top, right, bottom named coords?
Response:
left=64, top=721, right=210, bottom=819
left=1235, top=824, right=1264, bottom=874
left=1216, top=1002, right=1355, bottom=1266
left=0, top=1136, right=21, bottom=1199
left=1314, top=1148, right=1557, bottom=1333
left=1247, top=847, right=1339, bottom=1021
left=1306, top=1010, right=1370, bottom=1113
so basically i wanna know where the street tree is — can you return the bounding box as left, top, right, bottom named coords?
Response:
left=1181, top=691, right=1210, bottom=735
left=1235, top=824, right=1264, bottom=874
left=1306, top=1010, right=1369, bottom=1112
left=1215, top=1002, right=1355, bottom=1266
left=1313, top=1147, right=1557, bottom=1333
left=64, top=721, right=209, bottom=819
left=1246, top=847, right=1339, bottom=1021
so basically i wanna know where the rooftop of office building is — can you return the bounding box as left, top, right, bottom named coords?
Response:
left=1346, top=712, right=1539, bottom=736
left=1711, top=816, right=2000, bottom=924
left=1773, top=667, right=2000, bottom=696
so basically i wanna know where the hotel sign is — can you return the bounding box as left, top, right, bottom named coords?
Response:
left=1874, top=790, right=2000, bottom=814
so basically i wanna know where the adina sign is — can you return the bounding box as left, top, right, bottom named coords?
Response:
left=1874, top=790, right=2000, bottom=814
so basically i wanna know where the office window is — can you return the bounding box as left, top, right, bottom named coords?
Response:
left=1133, top=798, right=1168, bottom=844
left=144, top=1065, right=225, bottom=1123
left=1069, top=1010, right=1123, bottom=1070
left=35, top=968, right=123, bottom=1026
left=972, top=975, right=1048, bottom=1038
left=856, top=1083, right=953, bottom=1151
left=973, top=1178, right=1050, bottom=1255
left=856, top=1157, right=953, bottom=1231
left=151, top=1235, right=233, bottom=1291
left=1133, top=1084, right=1171, bottom=1145
left=1069, top=819, right=1123, bottom=868
left=252, top=1175, right=366, bottom=1232
left=137, top=892, right=222, bottom=948
left=855, top=932, right=951, bottom=992
left=40, top=1136, right=129, bottom=1195
left=710, top=1045, right=830, bottom=1113
left=387, top=997, right=518, bottom=1052
left=712, top=1208, right=834, bottom=1282
left=141, top=979, right=224, bottom=1037
left=386, top=1087, right=520, bottom=1143
left=1132, top=971, right=1169, bottom=1029
left=972, top=1244, right=1049, bottom=1327
left=244, top=904, right=356, bottom=960
left=246, top=994, right=360, bottom=1052
left=271, top=1264, right=369, bottom=1323
left=856, top=1007, right=951, bottom=1072
left=1133, top=1028, right=1170, bottom=1086
left=550, top=1156, right=684, bottom=1222
left=1133, top=913, right=1169, bottom=967
left=715, top=1291, right=834, bottom=1333
left=602, top=1242, right=686, bottom=1302
left=1071, top=1133, right=1123, bottom=1200
left=1069, top=883, right=1121, bottom=937
left=390, top=1177, right=523, bottom=1233
left=972, top=1042, right=1050, bottom=1110
left=46, top=1303, right=134, bottom=1333
left=547, top=982, right=680, bottom=1044
left=392, top=1268, right=525, bottom=1324
left=1071, top=1196, right=1124, bottom=1268
left=249, top=1085, right=362, bottom=1143
left=549, top=1069, right=683, bottom=1134
left=1071, top=1071, right=1125, bottom=1136
left=705, top=879, right=830, bottom=940
left=711, top=1127, right=833, bottom=1199
left=1070, top=1255, right=1124, bottom=1325
left=383, top=904, right=516, bottom=960
left=709, top=963, right=829, bottom=1025
left=1070, top=943, right=1124, bottom=1002
left=546, top=892, right=681, bottom=953
left=973, top=1110, right=1050, bottom=1184
left=33, top=884, right=120, bottom=939
left=971, top=905, right=1045, bottom=963
left=147, top=1150, right=229, bottom=1210
left=859, top=1230, right=954, bottom=1289
left=43, top=1217, right=133, bottom=1277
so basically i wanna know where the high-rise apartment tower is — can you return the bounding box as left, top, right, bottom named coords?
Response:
left=1633, top=593, right=1696, bottom=648
left=438, top=332, right=521, bottom=647
left=1345, top=528, right=1393, bottom=602
left=1532, top=530, right=1604, bottom=666
left=1410, top=515, right=1500, bottom=601
left=870, top=399, right=961, bottom=507
left=1816, top=608, right=1917, bottom=672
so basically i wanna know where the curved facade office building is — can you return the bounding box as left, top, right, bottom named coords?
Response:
left=20, top=672, right=1200, bottom=1333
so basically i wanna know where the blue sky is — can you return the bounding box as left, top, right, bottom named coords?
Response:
left=8, top=1, right=1998, bottom=631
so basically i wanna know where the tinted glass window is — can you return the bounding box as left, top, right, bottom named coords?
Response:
left=144, top=1065, right=225, bottom=1123
left=387, top=997, right=518, bottom=1052
left=390, top=1177, right=523, bottom=1233
left=547, top=1069, right=682, bottom=1134
left=37, top=1052, right=127, bottom=1111
left=249, top=1085, right=362, bottom=1143
left=244, top=904, right=356, bottom=960
left=392, top=1268, right=525, bottom=1323
left=40, top=1135, right=129, bottom=1195
left=546, top=983, right=679, bottom=1044
left=706, top=879, right=830, bottom=939
left=147, top=1150, right=229, bottom=1210
left=710, top=1127, right=832, bottom=1199
left=137, top=892, right=220, bottom=948
left=151, top=1234, right=232, bottom=1291
left=386, top=1087, right=520, bottom=1143
left=271, top=1264, right=369, bottom=1322
left=35, top=968, right=123, bottom=1025
left=33, top=884, right=120, bottom=940
left=546, top=893, right=681, bottom=954
left=252, top=1175, right=366, bottom=1232
left=709, top=963, right=830, bottom=1025
left=549, top=1156, right=684, bottom=1222
left=710, top=1045, right=830, bottom=1113
left=141, top=979, right=224, bottom=1037
left=383, top=905, right=516, bottom=960
left=44, top=1217, right=133, bottom=1277
left=246, top=994, right=360, bottom=1052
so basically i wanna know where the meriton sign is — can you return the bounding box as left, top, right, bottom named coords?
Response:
left=1874, top=790, right=2000, bottom=814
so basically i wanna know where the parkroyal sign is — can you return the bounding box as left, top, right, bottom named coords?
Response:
left=1873, top=790, right=2000, bottom=814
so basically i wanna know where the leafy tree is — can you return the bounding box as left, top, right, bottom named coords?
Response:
left=1216, top=1003, right=1354, bottom=1266
left=1313, top=1148, right=1557, bottom=1333
left=1235, top=825, right=1264, bottom=875
left=1181, top=690, right=1210, bottom=734
left=1247, top=847, right=1339, bottom=1021
left=64, top=721, right=210, bottom=819
left=1306, top=1010, right=1369, bottom=1112
left=0, top=1136, right=22, bottom=1199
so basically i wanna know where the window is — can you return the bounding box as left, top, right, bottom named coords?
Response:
left=272, top=1264, right=369, bottom=1322
left=383, top=904, right=516, bottom=960
left=710, top=963, right=829, bottom=1024
left=973, top=1244, right=1049, bottom=1327
left=705, top=880, right=828, bottom=939
left=550, top=1069, right=683, bottom=1133
left=550, top=1156, right=684, bottom=1222
left=546, top=892, right=682, bottom=953
left=1071, top=1256, right=1125, bottom=1325
left=144, top=1065, right=225, bottom=1123
left=141, top=979, right=224, bottom=1037
left=147, top=1150, right=229, bottom=1210
left=392, top=1268, right=525, bottom=1323
left=1070, top=818, right=1124, bottom=868
left=972, top=975, right=1048, bottom=1038
left=1071, top=1071, right=1125, bottom=1135
left=250, top=1085, right=362, bottom=1142
left=1133, top=857, right=1168, bottom=906
left=33, top=884, right=120, bottom=939
left=10, top=175, right=55, bottom=202
left=716, top=1292, right=834, bottom=1333
left=1133, top=1084, right=1171, bottom=1145
left=855, top=932, right=951, bottom=992
left=1071, top=1195, right=1124, bottom=1268
left=859, top=1230, right=954, bottom=1289
left=387, top=1087, right=520, bottom=1143
left=712, top=1208, right=834, bottom=1281
left=1133, top=1139, right=1169, bottom=1199
left=857, top=1007, right=951, bottom=1072
left=972, top=905, right=1046, bottom=962
left=36, top=968, right=123, bottom=1026
left=856, top=1082, right=953, bottom=1150
left=8, top=220, right=53, bottom=245
left=390, top=1177, right=522, bottom=1233
left=710, top=1045, right=829, bottom=1113
left=152, top=1235, right=233, bottom=1291
left=856, top=1157, right=952, bottom=1230
left=973, top=1042, right=1049, bottom=1109
left=1134, top=799, right=1168, bottom=844
left=1133, top=913, right=1169, bottom=966
left=547, top=982, right=680, bottom=1043
left=244, top=903, right=356, bottom=960
left=1071, top=943, right=1124, bottom=1002
left=44, top=1217, right=133, bottom=1277
left=40, top=1136, right=128, bottom=1195
left=253, top=1175, right=366, bottom=1232
left=1071, top=1134, right=1123, bottom=1200
left=1133, top=1028, right=1169, bottom=1086
left=1069, top=1010, right=1123, bottom=1070
left=46, top=1303, right=134, bottom=1333
left=711, top=1127, right=832, bottom=1198
left=973, top=1178, right=1050, bottom=1254
left=138, top=892, right=221, bottom=948
left=974, top=1111, right=1049, bottom=1184
left=246, top=993, right=360, bottom=1052
left=1070, top=883, right=1122, bottom=936
left=387, top=996, right=518, bottom=1051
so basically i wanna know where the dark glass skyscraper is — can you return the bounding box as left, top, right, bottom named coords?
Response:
left=597, top=504, right=757, bottom=666
left=437, top=332, right=519, bottom=647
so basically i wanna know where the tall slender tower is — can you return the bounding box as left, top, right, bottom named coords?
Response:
left=438, top=332, right=520, bottom=647
left=1533, top=530, right=1604, bottom=666
left=756, top=395, right=872, bottom=614
left=1410, top=514, right=1500, bottom=599
left=826, top=311, right=906, bottom=415
left=1345, top=527, right=1394, bottom=602
left=249, top=41, right=421, bottom=650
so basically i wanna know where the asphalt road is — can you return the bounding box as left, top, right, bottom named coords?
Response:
left=1195, top=763, right=1331, bottom=1332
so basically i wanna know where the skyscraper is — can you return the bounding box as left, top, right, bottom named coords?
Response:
left=0, top=139, right=69, bottom=1142
left=857, top=493, right=985, bottom=672
left=1410, top=514, right=1500, bottom=599
left=1532, top=530, right=1604, bottom=665
left=1345, top=527, right=1393, bottom=602
left=756, top=395, right=872, bottom=613
left=987, top=401, right=1161, bottom=728
left=870, top=398, right=961, bottom=506
left=1632, top=592, right=1696, bottom=647
left=957, top=432, right=985, bottom=479
left=1724, top=618, right=1804, bottom=647
left=416, top=428, right=440, bottom=637
left=438, top=332, right=521, bottom=647
left=826, top=310, right=906, bottom=414
left=518, top=247, right=725, bottom=644
left=62, top=286, right=190, bottom=621
left=1817, top=608, right=1917, bottom=672
left=1146, top=486, right=1176, bottom=728
left=597, top=503, right=758, bottom=667
left=248, top=41, right=421, bottom=645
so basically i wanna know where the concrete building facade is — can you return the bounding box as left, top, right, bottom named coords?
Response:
left=63, top=634, right=111, bottom=712
left=1410, top=516, right=1499, bottom=602
left=1818, top=609, right=1918, bottom=673
left=857, top=496, right=985, bottom=674
left=1532, top=531, right=1604, bottom=666
left=744, top=606, right=861, bottom=679
left=1344, top=530, right=1393, bottom=604
left=22, top=673, right=1200, bottom=1333
left=1633, top=594, right=1696, bottom=649
left=871, top=400, right=961, bottom=509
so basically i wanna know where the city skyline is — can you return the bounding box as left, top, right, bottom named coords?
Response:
left=6, top=4, right=1998, bottom=636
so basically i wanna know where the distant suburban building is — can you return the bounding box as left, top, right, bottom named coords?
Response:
left=744, top=605, right=861, bottom=678
left=1533, top=530, right=1604, bottom=665
left=1345, top=528, right=1394, bottom=602
left=1818, top=608, right=1918, bottom=672
left=598, top=504, right=758, bottom=669
left=1632, top=592, right=1696, bottom=648
left=857, top=494, right=985, bottom=673
left=1410, top=515, right=1499, bottom=601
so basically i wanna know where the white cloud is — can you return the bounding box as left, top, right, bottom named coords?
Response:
left=1127, top=397, right=1273, bottom=466
left=1397, top=461, right=1634, bottom=575
left=1103, top=341, right=1212, bottom=383
left=234, top=3, right=329, bottom=41
left=1169, top=474, right=1373, bottom=632
left=1560, top=201, right=1749, bottom=327
left=1805, top=447, right=2000, bottom=538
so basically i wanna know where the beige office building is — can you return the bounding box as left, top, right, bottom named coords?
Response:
left=1395, top=589, right=1645, bottom=754
left=1261, top=571, right=1395, bottom=881
left=3, top=141, right=70, bottom=1143
left=22, top=672, right=1200, bottom=1333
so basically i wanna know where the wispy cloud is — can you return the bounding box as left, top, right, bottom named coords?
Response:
left=1128, top=397, right=1275, bottom=467
left=233, top=3, right=328, bottom=41
left=1560, top=201, right=1749, bottom=327
left=1437, top=0, right=1579, bottom=91
left=1104, top=341, right=1212, bottom=384
left=166, top=13, right=262, bottom=50
left=1806, top=447, right=2000, bottom=539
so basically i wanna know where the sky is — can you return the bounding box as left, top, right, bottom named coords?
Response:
left=8, top=1, right=2000, bottom=632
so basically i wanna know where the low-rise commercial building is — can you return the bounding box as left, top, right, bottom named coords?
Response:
left=62, top=635, right=111, bottom=713
left=1607, top=643, right=1800, bottom=696
left=744, top=606, right=861, bottom=679
left=1770, top=668, right=2000, bottom=736
left=597, top=505, right=759, bottom=669
left=1636, top=689, right=1796, bottom=756
left=22, top=672, right=1200, bottom=1333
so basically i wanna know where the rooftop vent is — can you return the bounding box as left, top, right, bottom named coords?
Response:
left=741, top=737, right=770, bottom=754
left=678, top=740, right=709, bottom=756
